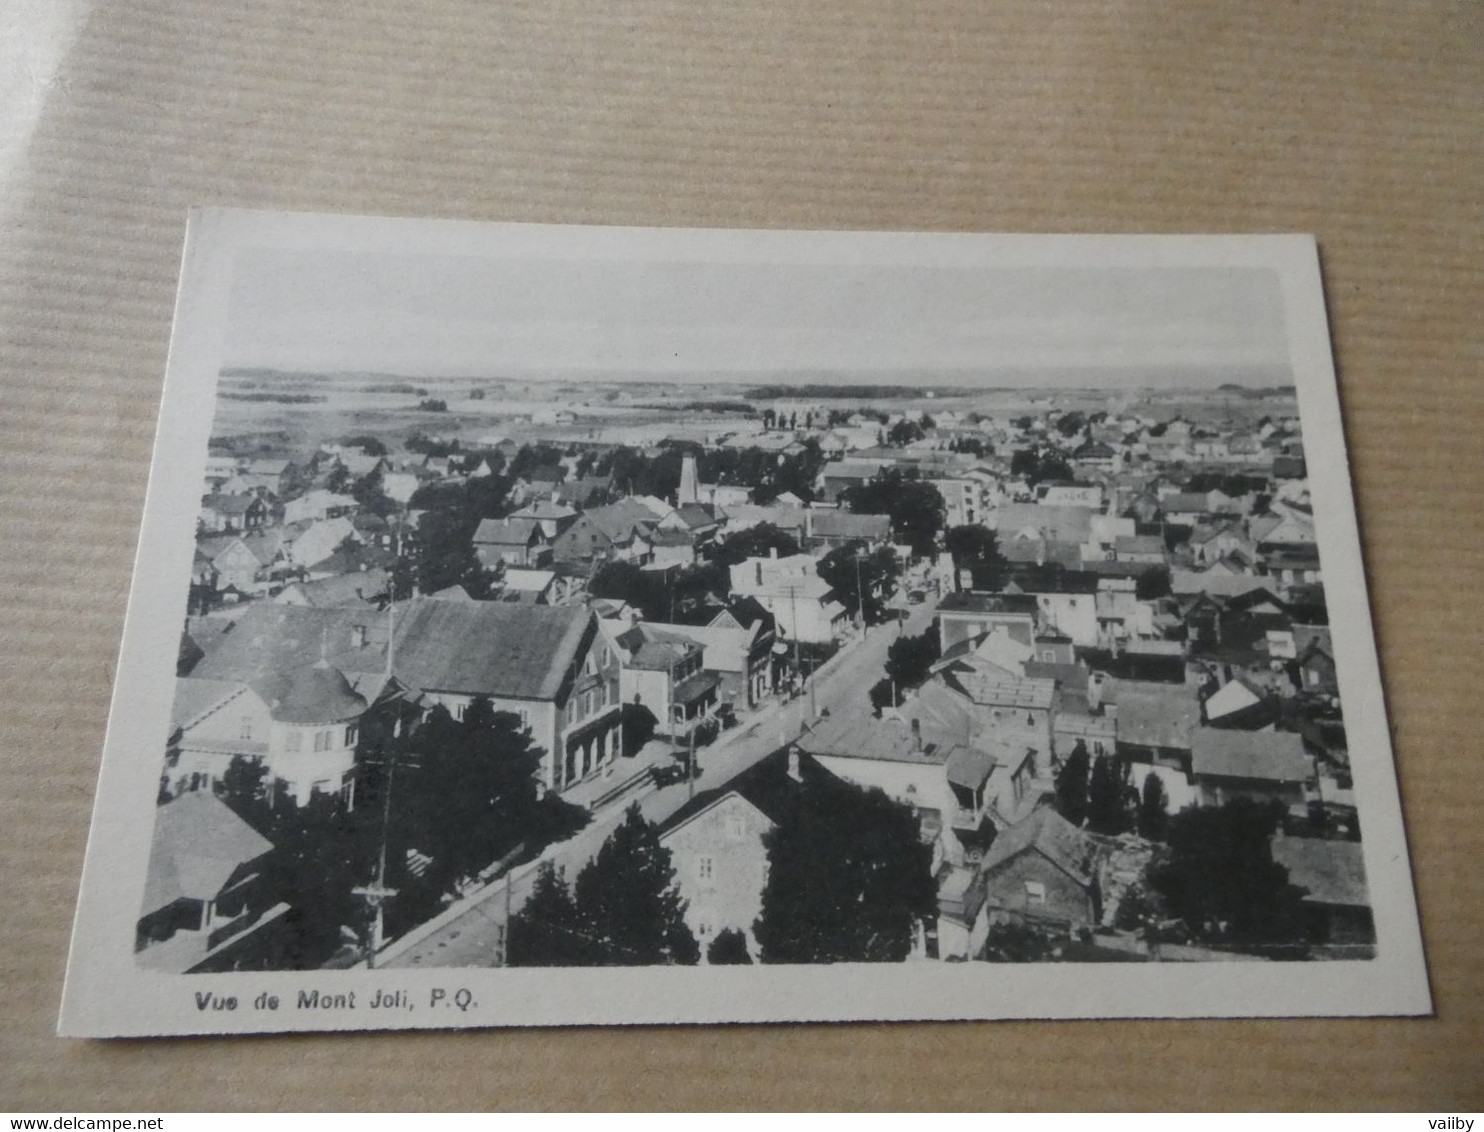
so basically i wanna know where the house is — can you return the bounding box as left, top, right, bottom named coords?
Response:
left=339, top=452, right=386, bottom=480
left=800, top=509, right=892, bottom=550
left=135, top=791, right=289, bottom=973
left=935, top=592, right=1038, bottom=652
left=498, top=568, right=559, bottom=604
left=283, top=517, right=358, bottom=573
left=1072, top=441, right=1119, bottom=473
left=1202, top=675, right=1277, bottom=730
left=657, top=746, right=834, bottom=959
left=388, top=600, right=623, bottom=792
left=199, top=493, right=270, bottom=534
left=816, top=459, right=880, bottom=505
left=382, top=471, right=424, bottom=505
left=639, top=615, right=776, bottom=711
left=1037, top=483, right=1103, bottom=509
left=911, top=669, right=1057, bottom=777
left=508, top=500, right=579, bottom=539
left=999, top=569, right=1103, bottom=647
left=797, top=711, right=961, bottom=835
left=551, top=499, right=658, bottom=566
left=472, top=517, right=551, bottom=569
left=728, top=554, right=847, bottom=646
left=283, top=490, right=358, bottom=525
left=1290, top=627, right=1338, bottom=696
left=1190, top=726, right=1312, bottom=810
left=1113, top=535, right=1166, bottom=565
left=1107, top=678, right=1202, bottom=810
left=166, top=665, right=368, bottom=808
left=602, top=620, right=720, bottom=738
left=198, top=533, right=281, bottom=595
left=1270, top=835, right=1374, bottom=948
left=696, top=482, right=752, bottom=509
left=994, top=502, right=1098, bottom=545
left=927, top=469, right=999, bottom=528
left=273, top=568, right=390, bottom=610
left=975, top=807, right=1103, bottom=942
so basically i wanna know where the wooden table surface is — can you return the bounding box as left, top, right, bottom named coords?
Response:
left=1, top=0, right=1479, bottom=1111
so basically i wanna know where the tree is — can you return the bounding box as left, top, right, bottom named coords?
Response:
left=706, top=927, right=753, bottom=965
left=339, top=435, right=388, bottom=457
left=762, top=408, right=776, bottom=430
left=841, top=470, right=944, bottom=557
left=1137, top=772, right=1170, bottom=841
left=944, top=525, right=1004, bottom=589
left=1147, top=798, right=1303, bottom=949
left=884, top=626, right=940, bottom=690
left=572, top=804, right=699, bottom=965
left=392, top=700, right=546, bottom=897
left=755, top=771, right=935, bottom=963
left=711, top=522, right=799, bottom=567
left=1087, top=753, right=1132, bottom=835
left=219, top=755, right=272, bottom=828
left=886, top=418, right=925, bottom=446
left=507, top=862, right=598, bottom=966
left=1054, top=740, right=1091, bottom=827
left=816, top=541, right=898, bottom=625
left=1010, top=448, right=1075, bottom=486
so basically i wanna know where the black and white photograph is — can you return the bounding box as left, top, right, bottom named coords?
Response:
left=59, top=213, right=1429, bottom=1036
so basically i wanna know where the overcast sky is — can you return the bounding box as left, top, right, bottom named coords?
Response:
left=224, top=247, right=1291, bottom=386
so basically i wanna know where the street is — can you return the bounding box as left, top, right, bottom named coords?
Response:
left=380, top=596, right=940, bottom=968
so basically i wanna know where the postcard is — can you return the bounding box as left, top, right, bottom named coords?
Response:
left=59, top=211, right=1430, bottom=1036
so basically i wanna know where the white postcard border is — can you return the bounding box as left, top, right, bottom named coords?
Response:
left=59, top=211, right=1431, bottom=1037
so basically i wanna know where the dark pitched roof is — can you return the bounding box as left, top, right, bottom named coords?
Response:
left=143, top=792, right=273, bottom=914
left=190, top=604, right=389, bottom=684
left=1271, top=836, right=1369, bottom=907
left=980, top=808, right=1097, bottom=887
left=473, top=517, right=543, bottom=546
left=939, top=592, right=1038, bottom=616
left=389, top=599, right=592, bottom=701
left=659, top=746, right=839, bottom=835
left=1191, top=727, right=1311, bottom=782
left=251, top=665, right=367, bottom=724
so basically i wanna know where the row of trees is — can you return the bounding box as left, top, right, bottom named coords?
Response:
left=1053, top=742, right=1170, bottom=840
left=510, top=770, right=937, bottom=966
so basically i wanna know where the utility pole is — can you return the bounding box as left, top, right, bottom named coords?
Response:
left=854, top=549, right=866, bottom=638
left=353, top=747, right=408, bottom=970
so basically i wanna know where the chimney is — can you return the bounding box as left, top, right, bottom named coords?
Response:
left=755, top=560, right=763, bottom=586
left=910, top=717, right=922, bottom=750
left=786, top=745, right=802, bottom=782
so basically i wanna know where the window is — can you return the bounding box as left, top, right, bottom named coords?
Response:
left=313, top=730, right=332, bottom=752
left=238, top=717, right=254, bottom=740
left=284, top=730, right=302, bottom=753
left=727, top=813, right=747, bottom=840
left=698, top=856, right=714, bottom=881
left=517, top=707, right=531, bottom=728
left=1024, top=881, right=1046, bottom=906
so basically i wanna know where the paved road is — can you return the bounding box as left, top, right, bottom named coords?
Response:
left=382, top=598, right=940, bottom=968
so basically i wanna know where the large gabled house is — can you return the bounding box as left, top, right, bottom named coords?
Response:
left=551, top=499, right=658, bottom=566
left=387, top=599, right=623, bottom=792
left=189, top=599, right=623, bottom=794
left=472, top=516, right=551, bottom=569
